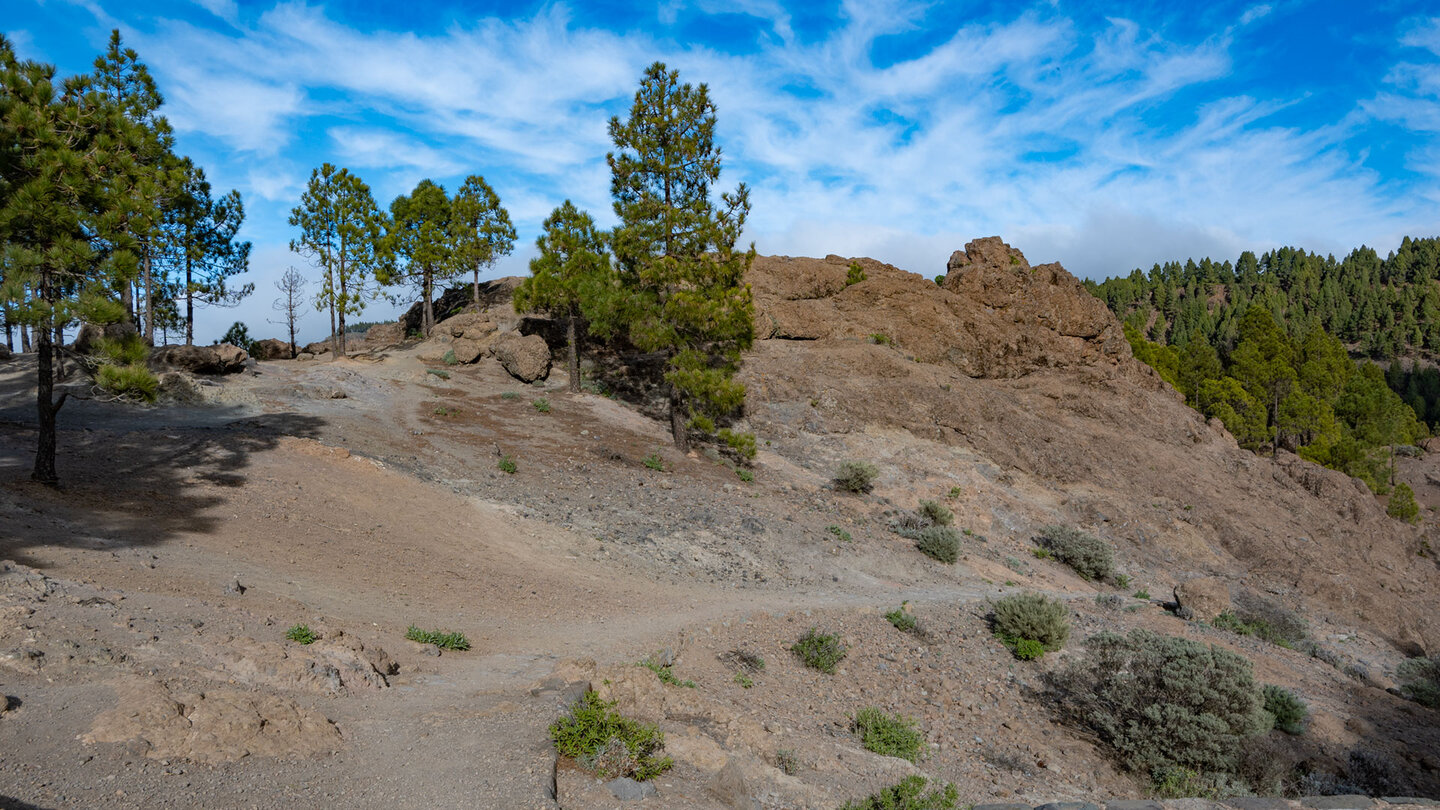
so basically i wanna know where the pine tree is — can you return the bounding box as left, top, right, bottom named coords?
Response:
left=383, top=179, right=456, bottom=336
left=289, top=164, right=386, bottom=357
left=514, top=201, right=614, bottom=393
left=270, top=266, right=306, bottom=358
left=166, top=159, right=251, bottom=344
left=0, top=35, right=151, bottom=484
left=1229, top=305, right=1297, bottom=453
left=607, top=61, right=755, bottom=451
left=450, top=175, right=515, bottom=311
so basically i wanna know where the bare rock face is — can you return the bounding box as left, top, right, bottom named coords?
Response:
left=82, top=678, right=342, bottom=764
left=491, top=333, right=551, bottom=382
left=1173, top=577, right=1232, bottom=621
left=150, top=344, right=249, bottom=375
left=437, top=312, right=496, bottom=340
left=250, top=338, right=293, bottom=361
left=748, top=238, right=1131, bottom=380
left=301, top=339, right=333, bottom=356
left=363, top=322, right=404, bottom=348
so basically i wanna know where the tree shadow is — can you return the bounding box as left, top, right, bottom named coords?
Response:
left=0, top=407, right=325, bottom=569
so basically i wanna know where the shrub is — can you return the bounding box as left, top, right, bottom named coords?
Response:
left=1388, top=482, right=1420, bottom=524
left=885, top=606, right=917, bottom=633
left=991, top=592, right=1070, bottom=653
left=1263, top=685, right=1308, bottom=734
left=1095, top=593, right=1125, bottom=611
left=834, top=460, right=880, bottom=493
left=93, top=333, right=148, bottom=365
left=791, top=628, right=846, bottom=673
left=1015, top=639, right=1045, bottom=661
left=1396, top=656, right=1440, bottom=708
left=405, top=625, right=471, bottom=651
left=550, top=690, right=673, bottom=781
left=532, top=397, right=550, bottom=413
left=717, top=428, right=757, bottom=460
left=846, top=261, right=867, bottom=286
left=852, top=706, right=924, bottom=762
left=826, top=525, right=852, bottom=542
left=442, top=348, right=458, bottom=365
left=425, top=368, right=450, bottom=379
left=639, top=658, right=695, bottom=688
left=917, top=499, right=953, bottom=526
left=839, top=775, right=958, bottom=810
left=733, top=672, right=753, bottom=688
left=735, top=468, right=754, bottom=482
left=774, top=748, right=798, bottom=775
left=285, top=624, right=318, bottom=644
left=947, top=486, right=962, bottom=499
left=869, top=333, right=892, bottom=346
left=1047, top=629, right=1267, bottom=778
left=1134, top=589, right=1151, bottom=600
left=500, top=391, right=520, bottom=400
left=1036, top=525, right=1115, bottom=581
left=643, top=452, right=665, bottom=471
left=915, top=525, right=960, bottom=563
left=96, top=363, right=158, bottom=403
left=498, top=455, right=517, bottom=474
left=1231, top=591, right=1308, bottom=648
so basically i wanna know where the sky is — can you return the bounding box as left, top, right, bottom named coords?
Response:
left=7, top=0, right=1440, bottom=344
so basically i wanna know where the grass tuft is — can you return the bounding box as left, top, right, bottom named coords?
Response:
left=791, top=627, right=847, bottom=673
left=405, top=625, right=471, bottom=651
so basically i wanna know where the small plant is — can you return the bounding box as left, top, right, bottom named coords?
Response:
left=735, top=468, right=754, bottom=483
left=550, top=690, right=673, bottom=781
left=846, top=261, right=867, bottom=286
left=1396, top=655, right=1440, bottom=708
left=642, top=451, right=665, bottom=471
left=946, top=486, right=962, bottom=499
left=991, top=592, right=1070, bottom=657
left=1032, top=547, right=1052, bottom=559
left=1263, top=685, right=1308, bottom=734
left=733, top=672, right=753, bottom=688
left=717, top=428, right=757, bottom=460
left=425, top=368, right=450, bottom=380
left=791, top=627, right=846, bottom=673
left=1212, top=611, right=1253, bottom=636
left=96, top=363, right=158, bottom=402
left=885, top=605, right=918, bottom=633
left=498, top=455, right=517, bottom=474
left=774, top=749, right=799, bottom=775
left=834, top=460, right=879, bottom=493
left=1133, top=588, right=1151, bottom=600
left=1115, top=573, right=1132, bottom=589
left=868, top=333, right=892, bottom=346
left=840, top=775, right=958, bottom=810
left=1389, top=482, right=1421, bottom=524
left=93, top=333, right=149, bottom=365
left=917, top=499, right=953, bottom=526
left=405, top=625, right=471, bottom=651
left=1095, top=593, right=1125, bottom=611
left=532, top=397, right=550, bottom=413
left=915, top=525, right=960, bottom=563
left=719, top=648, right=765, bottom=673
left=442, top=348, right=458, bottom=365
left=220, top=321, right=255, bottom=353
left=433, top=406, right=449, bottom=415
left=852, top=706, right=924, bottom=763
left=500, top=391, right=520, bottom=400
left=639, top=657, right=695, bottom=688
left=825, top=525, right=853, bottom=542
left=285, top=624, right=318, bottom=645
left=1035, top=525, right=1115, bottom=582
left=1014, top=638, right=1045, bottom=661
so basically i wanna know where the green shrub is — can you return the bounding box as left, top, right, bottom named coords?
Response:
left=826, top=525, right=852, bottom=542
left=1015, top=639, right=1045, bottom=660
left=532, top=397, right=550, bottom=413
left=915, top=525, right=960, bottom=563
left=791, top=627, right=846, bottom=673
left=1115, top=573, right=1132, bottom=589
left=1134, top=589, right=1151, bottom=600
left=550, top=690, right=673, bottom=781
left=501, top=391, right=520, bottom=400
left=442, top=348, right=458, bottom=365
left=93, top=333, right=148, bottom=365
left=717, top=428, right=757, bottom=460
left=1263, top=685, right=1308, bottom=734
left=643, top=452, right=665, bottom=471
left=1036, top=525, right=1115, bottom=581
left=840, top=774, right=958, bottom=810
left=1229, top=591, right=1308, bottom=648
left=885, top=606, right=917, bottom=633
left=285, top=624, right=318, bottom=644
left=405, top=625, right=471, bottom=650
left=852, top=706, right=924, bottom=762
left=639, top=658, right=695, bottom=688
left=96, top=362, right=158, bottom=403
left=774, top=748, right=798, bottom=775
left=733, top=671, right=753, bottom=688
left=1047, top=629, right=1267, bottom=778
left=917, top=499, right=953, bottom=526
left=1095, top=593, right=1125, bottom=611
left=1396, top=656, right=1440, bottom=708
left=846, top=261, right=867, bottom=286
left=834, top=460, right=879, bottom=493
left=991, top=592, right=1070, bottom=653
left=425, top=368, right=450, bottom=379
left=1212, top=611, right=1253, bottom=636
left=220, top=321, right=255, bottom=354
left=1388, top=482, right=1420, bottom=524
left=498, top=455, right=517, bottom=474
left=946, top=486, right=962, bottom=499
left=869, top=333, right=892, bottom=346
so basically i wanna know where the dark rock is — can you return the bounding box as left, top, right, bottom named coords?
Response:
left=975, top=804, right=1033, bottom=810
left=1039, top=803, right=1101, bottom=810
left=0, top=344, right=10, bottom=362
left=250, top=338, right=294, bottom=360
left=606, top=776, right=656, bottom=800
left=150, top=344, right=249, bottom=375
left=1222, top=799, right=1291, bottom=810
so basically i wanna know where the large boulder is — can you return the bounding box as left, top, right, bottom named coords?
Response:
left=1174, top=576, right=1232, bottom=621
left=364, top=322, right=404, bottom=348
left=73, top=321, right=138, bottom=355
left=491, top=333, right=551, bottom=382
left=302, top=339, right=334, bottom=356
left=150, top=343, right=249, bottom=375
left=250, top=338, right=294, bottom=361
left=437, top=312, right=497, bottom=341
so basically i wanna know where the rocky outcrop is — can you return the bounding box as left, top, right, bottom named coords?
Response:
left=1173, top=577, right=1232, bottom=621
left=492, top=333, right=551, bottom=382
left=73, top=321, right=138, bottom=355
left=250, top=338, right=294, bottom=360
left=748, top=238, right=1131, bottom=380
left=399, top=277, right=523, bottom=337
left=364, top=322, right=404, bottom=348
left=150, top=344, right=249, bottom=375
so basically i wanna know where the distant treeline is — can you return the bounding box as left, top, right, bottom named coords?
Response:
left=1087, top=238, right=1440, bottom=493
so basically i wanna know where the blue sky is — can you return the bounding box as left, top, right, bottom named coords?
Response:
left=8, top=0, right=1440, bottom=343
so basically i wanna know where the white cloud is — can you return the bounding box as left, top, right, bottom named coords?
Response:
left=191, top=0, right=238, bottom=23
left=1239, top=5, right=1272, bottom=26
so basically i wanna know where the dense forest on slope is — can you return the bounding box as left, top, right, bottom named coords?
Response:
left=1086, top=237, right=1440, bottom=495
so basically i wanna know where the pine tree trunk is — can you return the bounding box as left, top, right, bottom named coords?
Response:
left=567, top=310, right=580, bottom=394
left=53, top=325, right=65, bottom=380
left=142, top=251, right=154, bottom=346
left=32, top=271, right=64, bottom=487
left=423, top=270, right=434, bottom=336
left=21, top=319, right=32, bottom=353
left=334, top=258, right=347, bottom=358
left=472, top=268, right=481, bottom=314
left=669, top=384, right=688, bottom=452
left=185, top=245, right=194, bottom=345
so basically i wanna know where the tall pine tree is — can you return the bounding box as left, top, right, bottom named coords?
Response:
left=608, top=62, right=755, bottom=451
left=384, top=179, right=456, bottom=336
left=288, top=164, right=386, bottom=357
left=450, top=175, right=514, bottom=311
